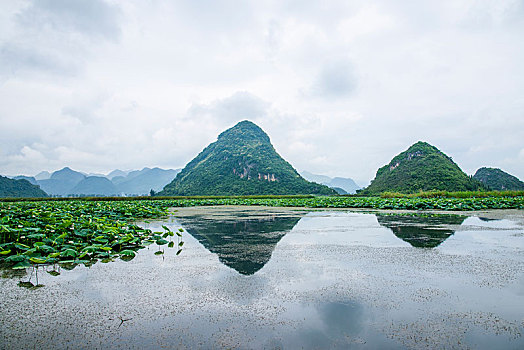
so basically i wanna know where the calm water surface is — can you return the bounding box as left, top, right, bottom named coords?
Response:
left=1, top=206, right=523, bottom=349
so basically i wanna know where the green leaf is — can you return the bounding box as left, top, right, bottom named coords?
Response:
left=119, top=250, right=136, bottom=257
left=0, top=249, right=11, bottom=255
left=154, top=251, right=164, bottom=255
left=6, top=255, right=25, bottom=263
left=29, top=257, right=47, bottom=264
left=12, top=260, right=31, bottom=269
left=61, top=248, right=77, bottom=257
left=168, top=241, right=174, bottom=248
left=156, top=239, right=169, bottom=246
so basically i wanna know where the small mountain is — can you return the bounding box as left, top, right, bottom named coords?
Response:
left=360, top=141, right=485, bottom=195
left=331, top=187, right=348, bottom=195
left=34, top=171, right=51, bottom=180
left=0, top=175, right=48, bottom=198
left=159, top=120, right=335, bottom=196
left=50, top=167, right=86, bottom=183
left=37, top=167, right=86, bottom=196
left=70, top=176, right=118, bottom=196
left=473, top=167, right=524, bottom=191
left=106, top=169, right=129, bottom=180
left=116, top=167, right=180, bottom=195
left=13, top=175, right=38, bottom=185
left=301, top=171, right=360, bottom=194
left=300, top=171, right=332, bottom=185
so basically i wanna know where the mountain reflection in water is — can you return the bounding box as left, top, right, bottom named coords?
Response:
left=376, top=214, right=467, bottom=248
left=177, top=211, right=304, bottom=275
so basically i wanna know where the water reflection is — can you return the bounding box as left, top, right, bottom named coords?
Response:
left=177, top=211, right=304, bottom=275
left=376, top=214, right=467, bottom=248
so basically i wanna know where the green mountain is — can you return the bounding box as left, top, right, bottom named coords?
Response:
left=0, top=175, right=48, bottom=198
left=360, top=141, right=485, bottom=195
left=159, top=120, right=336, bottom=196
left=70, top=176, right=118, bottom=196
left=13, top=175, right=38, bottom=185
left=473, top=167, right=524, bottom=191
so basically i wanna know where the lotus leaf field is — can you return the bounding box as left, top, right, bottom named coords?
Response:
left=0, top=201, right=183, bottom=271
left=1, top=195, right=523, bottom=270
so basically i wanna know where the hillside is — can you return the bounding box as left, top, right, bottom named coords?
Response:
left=70, top=176, right=118, bottom=196
left=159, top=120, right=335, bottom=196
left=473, top=167, right=524, bottom=191
left=115, top=167, right=180, bottom=195
left=13, top=175, right=38, bottom=185
left=360, top=141, right=485, bottom=195
left=0, top=175, right=48, bottom=198
left=37, top=167, right=85, bottom=196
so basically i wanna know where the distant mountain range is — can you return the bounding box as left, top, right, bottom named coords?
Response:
left=300, top=171, right=360, bottom=194
left=159, top=120, right=335, bottom=196
left=4, top=167, right=180, bottom=197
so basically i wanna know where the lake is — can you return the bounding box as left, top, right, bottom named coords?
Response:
left=1, top=206, right=523, bottom=349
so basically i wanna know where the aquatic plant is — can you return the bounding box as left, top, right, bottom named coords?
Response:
left=0, top=201, right=183, bottom=270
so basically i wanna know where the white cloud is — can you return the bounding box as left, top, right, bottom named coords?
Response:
left=0, top=0, right=523, bottom=183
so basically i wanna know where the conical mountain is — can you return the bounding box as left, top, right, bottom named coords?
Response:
left=360, top=141, right=485, bottom=195
left=159, top=120, right=335, bottom=195
left=473, top=167, right=524, bottom=191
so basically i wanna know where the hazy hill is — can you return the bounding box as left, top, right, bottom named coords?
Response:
left=37, top=167, right=86, bottom=196
left=473, top=167, right=524, bottom=191
left=115, top=167, right=180, bottom=195
left=360, top=141, right=485, bottom=195
left=159, top=120, right=335, bottom=196
left=13, top=175, right=38, bottom=185
left=300, top=171, right=332, bottom=185
left=0, top=175, right=48, bottom=198
left=34, top=171, right=51, bottom=180
left=301, top=171, right=360, bottom=194
left=70, top=176, right=118, bottom=196
left=106, top=169, right=129, bottom=180
left=27, top=166, right=178, bottom=197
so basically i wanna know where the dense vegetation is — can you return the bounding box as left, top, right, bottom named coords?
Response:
left=159, top=120, right=335, bottom=196
left=0, top=201, right=182, bottom=271
left=2, top=194, right=522, bottom=271
left=0, top=176, right=48, bottom=198
left=473, top=167, right=524, bottom=191
left=359, top=141, right=485, bottom=195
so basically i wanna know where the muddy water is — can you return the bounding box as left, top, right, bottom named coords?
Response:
left=1, top=206, right=523, bottom=349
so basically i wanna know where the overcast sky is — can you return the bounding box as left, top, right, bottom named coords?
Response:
left=1, top=0, right=523, bottom=185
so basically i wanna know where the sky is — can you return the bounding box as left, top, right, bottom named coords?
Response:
left=1, top=0, right=523, bottom=186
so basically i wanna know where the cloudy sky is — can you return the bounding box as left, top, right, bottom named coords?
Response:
left=1, top=0, right=523, bottom=185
